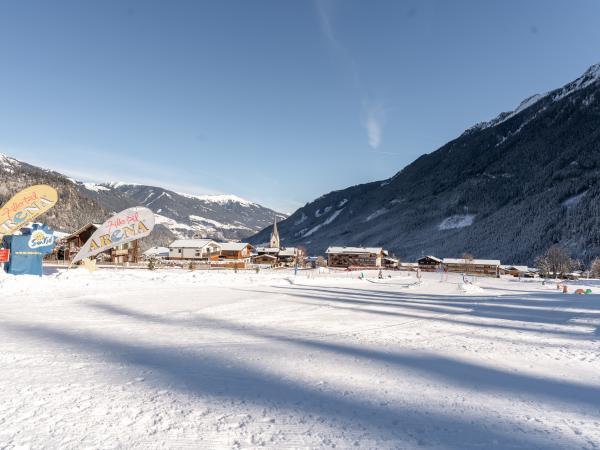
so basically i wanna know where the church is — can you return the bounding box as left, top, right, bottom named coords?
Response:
left=253, top=217, right=300, bottom=267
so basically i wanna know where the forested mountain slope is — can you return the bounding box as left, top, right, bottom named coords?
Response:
left=251, top=64, right=600, bottom=264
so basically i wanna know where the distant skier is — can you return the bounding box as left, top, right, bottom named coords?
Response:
left=378, top=269, right=383, bottom=279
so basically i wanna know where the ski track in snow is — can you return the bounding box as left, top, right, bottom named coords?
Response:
left=0, top=269, right=599, bottom=449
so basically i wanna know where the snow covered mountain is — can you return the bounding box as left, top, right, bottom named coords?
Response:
left=0, top=154, right=285, bottom=246
left=77, top=182, right=286, bottom=241
left=251, top=62, right=600, bottom=264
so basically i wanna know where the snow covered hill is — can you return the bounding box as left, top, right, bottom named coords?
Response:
left=0, top=155, right=176, bottom=249
left=0, top=154, right=285, bottom=246
left=1, top=268, right=599, bottom=448
left=251, top=62, right=600, bottom=264
left=77, top=182, right=286, bottom=241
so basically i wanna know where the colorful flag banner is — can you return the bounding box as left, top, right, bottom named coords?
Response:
left=0, top=185, right=58, bottom=236
left=72, top=207, right=155, bottom=264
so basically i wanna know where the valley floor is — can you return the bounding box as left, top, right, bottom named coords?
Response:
left=0, top=268, right=599, bottom=449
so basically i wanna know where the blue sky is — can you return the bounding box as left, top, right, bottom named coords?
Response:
left=1, top=1, right=599, bottom=213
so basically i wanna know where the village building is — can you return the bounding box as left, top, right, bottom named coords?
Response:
left=143, top=246, right=169, bottom=260
left=168, top=239, right=221, bottom=261
left=443, top=257, right=501, bottom=277
left=383, top=255, right=399, bottom=269
left=255, top=246, right=280, bottom=257
left=278, top=247, right=299, bottom=267
left=252, top=254, right=278, bottom=267
left=498, top=265, right=532, bottom=277
left=417, top=255, right=443, bottom=271
left=269, top=217, right=280, bottom=249
left=326, top=246, right=385, bottom=268
left=61, top=222, right=140, bottom=264
left=219, top=242, right=253, bottom=261
left=398, top=261, right=418, bottom=271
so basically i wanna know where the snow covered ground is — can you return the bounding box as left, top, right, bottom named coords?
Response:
left=1, top=269, right=599, bottom=449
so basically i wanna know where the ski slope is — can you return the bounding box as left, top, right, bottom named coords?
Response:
left=0, top=269, right=599, bottom=449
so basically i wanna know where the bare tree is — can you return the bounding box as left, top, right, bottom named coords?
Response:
left=462, top=252, right=474, bottom=275
left=534, top=254, right=551, bottom=278
left=589, top=257, right=600, bottom=278
left=536, top=245, right=575, bottom=278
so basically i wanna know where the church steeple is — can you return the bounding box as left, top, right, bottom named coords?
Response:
left=269, top=216, right=280, bottom=249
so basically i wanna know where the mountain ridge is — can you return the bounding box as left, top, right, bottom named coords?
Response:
left=250, top=62, right=600, bottom=264
left=1, top=154, right=286, bottom=247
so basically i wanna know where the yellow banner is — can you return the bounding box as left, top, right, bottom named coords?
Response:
left=0, top=185, right=59, bottom=236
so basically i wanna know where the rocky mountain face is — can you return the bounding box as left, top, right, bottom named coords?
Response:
left=251, top=63, right=600, bottom=264
left=0, top=155, right=285, bottom=248
left=77, top=183, right=286, bottom=241
left=0, top=154, right=175, bottom=250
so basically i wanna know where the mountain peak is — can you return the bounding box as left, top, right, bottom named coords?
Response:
left=177, top=192, right=255, bottom=206
left=0, top=153, right=21, bottom=174
left=253, top=60, right=600, bottom=263
left=468, top=62, right=600, bottom=133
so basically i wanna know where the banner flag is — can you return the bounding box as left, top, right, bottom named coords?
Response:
left=72, top=207, right=155, bottom=264
left=0, top=185, right=59, bottom=236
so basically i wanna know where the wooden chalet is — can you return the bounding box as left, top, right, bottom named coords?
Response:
left=252, top=254, right=278, bottom=267
left=255, top=246, right=280, bottom=256
left=62, top=222, right=140, bottom=264
left=278, top=247, right=300, bottom=267
left=417, top=255, right=443, bottom=271
left=398, top=262, right=418, bottom=271
left=168, top=239, right=221, bottom=261
left=443, top=258, right=501, bottom=277
left=383, top=255, right=399, bottom=268
left=326, top=246, right=385, bottom=268
left=143, top=246, right=169, bottom=260
left=499, top=265, right=533, bottom=278
left=219, top=242, right=253, bottom=261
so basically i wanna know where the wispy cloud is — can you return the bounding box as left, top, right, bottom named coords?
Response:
left=315, top=0, right=388, bottom=151
left=364, top=102, right=385, bottom=149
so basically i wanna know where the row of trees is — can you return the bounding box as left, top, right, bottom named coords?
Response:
left=533, top=244, right=600, bottom=278
left=460, top=246, right=600, bottom=279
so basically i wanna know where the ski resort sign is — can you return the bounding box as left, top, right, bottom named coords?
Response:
left=72, top=206, right=155, bottom=264
left=0, top=185, right=58, bottom=235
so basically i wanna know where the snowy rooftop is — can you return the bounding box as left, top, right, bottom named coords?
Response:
left=278, top=248, right=297, bottom=257
left=143, top=246, right=169, bottom=256
left=500, top=265, right=530, bottom=272
left=443, top=258, right=501, bottom=266
left=219, top=242, right=252, bottom=251
left=168, top=239, right=219, bottom=248
left=326, top=246, right=384, bottom=255
left=418, top=255, right=443, bottom=263
left=256, top=247, right=280, bottom=253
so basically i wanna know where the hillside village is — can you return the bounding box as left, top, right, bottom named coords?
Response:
left=46, top=215, right=589, bottom=280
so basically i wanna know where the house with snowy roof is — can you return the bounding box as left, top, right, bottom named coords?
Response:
left=498, top=265, right=535, bottom=277
left=443, top=257, right=501, bottom=277
left=168, top=239, right=221, bottom=261
left=277, top=247, right=301, bottom=267
left=417, top=255, right=443, bottom=271
left=218, top=242, right=253, bottom=262
left=143, top=246, right=169, bottom=260
left=326, top=246, right=386, bottom=268
left=61, top=222, right=140, bottom=264
left=252, top=246, right=301, bottom=267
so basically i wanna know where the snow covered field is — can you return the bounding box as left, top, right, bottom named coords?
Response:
left=1, top=268, right=599, bottom=449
